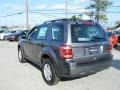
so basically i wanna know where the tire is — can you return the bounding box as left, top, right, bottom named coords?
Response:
left=42, top=58, right=60, bottom=85
left=18, top=47, right=27, bottom=63
left=3, top=36, right=6, bottom=40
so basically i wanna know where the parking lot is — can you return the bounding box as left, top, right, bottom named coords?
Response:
left=0, top=41, right=120, bottom=90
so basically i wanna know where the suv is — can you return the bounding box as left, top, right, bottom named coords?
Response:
left=18, top=19, right=113, bottom=85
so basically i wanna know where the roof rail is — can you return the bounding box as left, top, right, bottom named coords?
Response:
left=85, top=20, right=93, bottom=22
left=44, top=18, right=68, bottom=24
left=43, top=19, right=94, bottom=24
left=71, top=19, right=93, bottom=23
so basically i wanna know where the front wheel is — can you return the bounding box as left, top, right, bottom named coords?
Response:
left=18, top=47, right=27, bottom=63
left=42, top=58, right=59, bottom=85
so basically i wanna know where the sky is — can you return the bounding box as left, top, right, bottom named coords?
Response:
left=0, top=0, right=120, bottom=28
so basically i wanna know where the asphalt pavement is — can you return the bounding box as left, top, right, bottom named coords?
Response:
left=0, top=41, right=120, bottom=90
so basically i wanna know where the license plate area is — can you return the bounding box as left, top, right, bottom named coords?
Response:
left=89, top=47, right=98, bottom=55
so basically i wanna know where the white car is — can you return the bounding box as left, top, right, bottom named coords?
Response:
left=0, top=31, right=11, bottom=40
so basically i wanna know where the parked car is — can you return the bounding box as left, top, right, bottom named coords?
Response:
left=0, top=30, right=6, bottom=33
left=6, top=30, right=21, bottom=41
left=107, top=32, right=118, bottom=48
left=5, top=30, right=18, bottom=40
left=114, top=30, right=120, bottom=43
left=0, top=30, right=10, bottom=40
left=17, top=30, right=30, bottom=41
left=18, top=19, right=113, bottom=85
left=7, top=30, right=29, bottom=41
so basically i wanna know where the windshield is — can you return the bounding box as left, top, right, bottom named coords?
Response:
left=0, top=30, right=5, bottom=33
left=3, top=31, right=10, bottom=34
left=10, top=31, right=16, bottom=33
left=71, top=24, right=106, bottom=43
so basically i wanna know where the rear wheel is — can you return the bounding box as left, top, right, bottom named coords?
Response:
left=3, top=36, right=6, bottom=40
left=42, top=58, right=59, bottom=85
left=18, top=47, right=27, bottom=63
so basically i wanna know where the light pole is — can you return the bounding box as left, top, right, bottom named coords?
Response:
left=26, top=0, right=29, bottom=30
left=65, top=0, right=68, bottom=19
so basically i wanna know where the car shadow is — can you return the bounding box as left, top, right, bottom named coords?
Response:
left=60, top=75, right=91, bottom=82
left=26, top=60, right=93, bottom=82
left=112, top=59, right=120, bottom=70
left=27, top=60, right=42, bottom=71
left=27, top=59, right=120, bottom=82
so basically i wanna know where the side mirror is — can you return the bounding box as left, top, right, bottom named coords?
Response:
left=19, top=34, right=27, bottom=40
left=22, top=35, right=27, bottom=39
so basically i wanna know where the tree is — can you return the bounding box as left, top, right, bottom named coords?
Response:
left=86, top=0, right=112, bottom=23
left=70, top=14, right=83, bottom=21
left=85, top=11, right=94, bottom=20
left=0, top=26, right=8, bottom=30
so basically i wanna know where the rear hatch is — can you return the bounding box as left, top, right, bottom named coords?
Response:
left=70, top=22, right=109, bottom=64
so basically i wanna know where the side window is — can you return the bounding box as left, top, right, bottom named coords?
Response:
left=36, top=26, right=48, bottom=40
left=28, top=28, right=38, bottom=39
left=51, top=24, right=64, bottom=41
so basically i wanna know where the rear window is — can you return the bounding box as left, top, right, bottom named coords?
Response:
left=71, top=24, right=106, bottom=43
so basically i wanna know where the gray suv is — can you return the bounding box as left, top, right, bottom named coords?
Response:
left=18, top=19, right=113, bottom=85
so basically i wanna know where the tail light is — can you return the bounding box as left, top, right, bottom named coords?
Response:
left=59, top=45, right=73, bottom=59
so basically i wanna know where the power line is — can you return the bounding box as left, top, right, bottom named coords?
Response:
left=0, top=11, right=25, bottom=17
left=29, top=12, right=64, bottom=18
left=30, top=11, right=120, bottom=14
left=30, top=11, right=83, bottom=14
left=0, top=7, right=120, bottom=18
left=29, top=8, right=86, bottom=12
left=112, top=6, right=120, bottom=7
left=107, top=12, right=120, bottom=13
left=1, top=4, right=120, bottom=18
left=0, top=8, right=87, bottom=19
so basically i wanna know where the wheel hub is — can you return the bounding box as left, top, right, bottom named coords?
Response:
left=44, top=64, right=52, bottom=81
left=18, top=50, right=22, bottom=60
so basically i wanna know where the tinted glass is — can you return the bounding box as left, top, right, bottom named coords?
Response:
left=3, top=31, right=10, bottom=34
left=11, top=31, right=16, bottom=33
left=51, top=24, right=64, bottom=41
left=71, top=24, right=106, bottom=43
left=0, top=30, right=5, bottom=33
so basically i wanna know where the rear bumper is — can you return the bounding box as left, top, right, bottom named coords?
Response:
left=61, top=53, right=113, bottom=78
left=9, top=37, right=17, bottom=41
